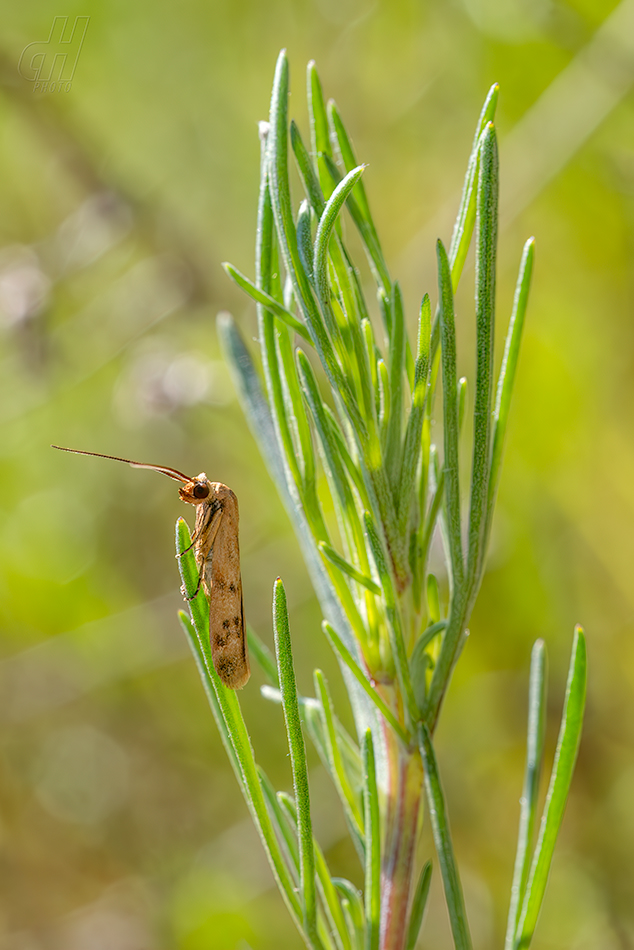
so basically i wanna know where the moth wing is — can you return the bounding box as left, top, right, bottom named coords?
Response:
left=207, top=509, right=250, bottom=690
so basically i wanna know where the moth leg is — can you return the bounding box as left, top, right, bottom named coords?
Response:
left=176, top=529, right=200, bottom=557
left=186, top=566, right=205, bottom=600
left=182, top=509, right=223, bottom=601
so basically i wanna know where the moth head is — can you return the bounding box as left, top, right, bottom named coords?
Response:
left=178, top=473, right=212, bottom=506
left=50, top=448, right=216, bottom=506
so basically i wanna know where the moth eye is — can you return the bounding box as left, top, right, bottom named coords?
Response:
left=193, top=483, right=210, bottom=499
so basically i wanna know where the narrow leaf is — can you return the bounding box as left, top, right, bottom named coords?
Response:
left=410, top=622, right=447, bottom=715
left=384, top=281, right=406, bottom=490
left=268, top=50, right=353, bottom=418
left=449, top=83, right=499, bottom=288
left=314, top=669, right=365, bottom=852
left=406, top=861, right=432, bottom=950
left=362, top=730, right=380, bottom=950
left=223, top=261, right=312, bottom=341
left=297, top=199, right=316, bottom=281
left=259, top=768, right=300, bottom=875
left=363, top=512, right=418, bottom=728
left=466, top=122, right=498, bottom=592
left=398, top=293, right=432, bottom=531
left=321, top=131, right=391, bottom=295
left=313, top=164, right=366, bottom=304
left=323, top=622, right=410, bottom=745
left=514, top=628, right=587, bottom=950
left=319, top=542, right=381, bottom=594
left=436, top=239, right=464, bottom=589
left=505, top=639, right=547, bottom=950
left=292, top=119, right=326, bottom=215
left=419, top=724, right=473, bottom=950
left=273, top=577, right=318, bottom=944
left=307, top=60, right=333, bottom=198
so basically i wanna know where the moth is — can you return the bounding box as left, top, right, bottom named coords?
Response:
left=52, top=446, right=250, bottom=689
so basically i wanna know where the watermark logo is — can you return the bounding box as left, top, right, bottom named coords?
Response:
left=18, top=16, right=89, bottom=93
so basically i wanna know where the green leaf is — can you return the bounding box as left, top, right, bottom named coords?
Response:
left=276, top=324, right=318, bottom=494
left=363, top=511, right=418, bottom=728
left=466, top=122, right=498, bottom=593
left=419, top=724, right=473, bottom=950
left=322, top=405, right=372, bottom=509
left=223, top=261, right=312, bottom=341
left=314, top=841, right=353, bottom=950
left=249, top=148, right=308, bottom=494
left=268, top=51, right=311, bottom=307
left=297, top=199, right=316, bottom=281
left=319, top=542, right=381, bottom=595
left=427, top=574, right=441, bottom=624
left=312, top=164, right=366, bottom=305
left=410, top=622, right=447, bottom=714
left=513, top=628, right=587, bottom=950
left=378, top=358, right=389, bottom=445
left=178, top=610, right=239, bottom=772
left=307, top=60, right=334, bottom=198
left=328, top=100, right=373, bottom=231
left=273, top=577, right=319, bottom=945
left=259, top=767, right=300, bottom=876
left=278, top=792, right=348, bottom=950
left=505, top=639, right=547, bottom=950
left=323, top=621, right=410, bottom=745
left=418, top=467, right=445, bottom=587
left=448, top=83, right=499, bottom=289
left=321, top=124, right=391, bottom=295
left=292, top=119, right=326, bottom=215
left=406, top=861, right=432, bottom=950
left=458, top=376, right=468, bottom=430
left=384, top=281, right=406, bottom=491
left=362, top=730, right=380, bottom=950
left=313, top=669, right=365, bottom=854
left=268, top=51, right=352, bottom=417
left=398, top=294, right=431, bottom=532
left=296, top=351, right=367, bottom=540
left=296, top=351, right=371, bottom=646
left=334, top=879, right=365, bottom=950
left=436, top=239, right=464, bottom=590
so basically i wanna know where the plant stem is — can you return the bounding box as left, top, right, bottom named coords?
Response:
left=379, top=720, right=424, bottom=950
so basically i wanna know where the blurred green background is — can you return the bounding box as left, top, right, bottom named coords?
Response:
left=1, top=1, right=633, bottom=947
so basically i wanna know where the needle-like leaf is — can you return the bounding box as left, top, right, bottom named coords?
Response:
left=505, top=640, right=547, bottom=949
left=419, top=724, right=473, bottom=950
left=223, top=261, right=312, bottom=341
left=362, top=730, right=381, bottom=950
left=273, top=577, right=319, bottom=946
left=405, top=861, right=432, bottom=950
left=436, top=239, right=464, bottom=590
left=513, top=628, right=587, bottom=950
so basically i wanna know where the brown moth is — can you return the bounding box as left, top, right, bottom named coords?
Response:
left=51, top=446, right=250, bottom=689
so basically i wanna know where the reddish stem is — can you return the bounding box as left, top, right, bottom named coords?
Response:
left=379, top=723, right=424, bottom=950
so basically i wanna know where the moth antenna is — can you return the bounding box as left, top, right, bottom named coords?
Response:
left=51, top=445, right=192, bottom=483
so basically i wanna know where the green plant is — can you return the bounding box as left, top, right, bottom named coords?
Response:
left=177, top=50, right=587, bottom=950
